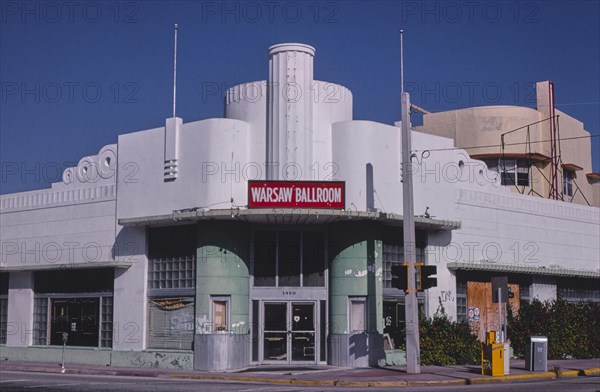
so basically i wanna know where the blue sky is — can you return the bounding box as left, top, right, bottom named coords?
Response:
left=1, top=0, right=599, bottom=194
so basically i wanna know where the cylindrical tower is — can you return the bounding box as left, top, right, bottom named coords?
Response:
left=267, top=43, right=315, bottom=180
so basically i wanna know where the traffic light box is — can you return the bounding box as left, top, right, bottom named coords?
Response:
left=391, top=264, right=408, bottom=291
left=420, top=265, right=437, bottom=290
left=391, top=263, right=437, bottom=292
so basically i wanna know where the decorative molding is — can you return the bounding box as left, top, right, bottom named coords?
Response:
left=62, top=144, right=118, bottom=186
left=457, top=188, right=599, bottom=223
left=0, top=184, right=116, bottom=213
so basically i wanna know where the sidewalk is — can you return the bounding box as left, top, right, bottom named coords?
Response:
left=1, top=358, right=599, bottom=387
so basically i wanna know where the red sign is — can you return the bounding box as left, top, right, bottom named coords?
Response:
left=248, top=181, right=345, bottom=209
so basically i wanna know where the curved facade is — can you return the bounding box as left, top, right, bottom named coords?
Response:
left=415, top=95, right=599, bottom=207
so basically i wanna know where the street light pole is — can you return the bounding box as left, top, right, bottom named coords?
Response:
left=401, top=30, right=421, bottom=374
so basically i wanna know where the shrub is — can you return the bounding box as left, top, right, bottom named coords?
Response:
left=508, top=299, right=600, bottom=359
left=401, top=303, right=480, bottom=366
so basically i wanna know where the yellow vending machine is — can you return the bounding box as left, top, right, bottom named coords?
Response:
left=482, top=331, right=504, bottom=376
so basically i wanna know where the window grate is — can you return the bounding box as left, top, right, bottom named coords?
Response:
left=33, top=297, right=48, bottom=345
left=148, top=256, right=196, bottom=289
left=0, top=297, right=7, bottom=344
left=559, top=287, right=600, bottom=302
left=456, top=280, right=467, bottom=322
left=382, top=244, right=425, bottom=289
left=101, top=296, right=113, bottom=348
left=456, top=296, right=467, bottom=323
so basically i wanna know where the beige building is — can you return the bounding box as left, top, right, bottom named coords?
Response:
left=415, top=81, right=600, bottom=207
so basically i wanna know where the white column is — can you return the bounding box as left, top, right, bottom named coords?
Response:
left=267, top=43, right=315, bottom=180
left=112, top=227, right=147, bottom=350
left=7, top=271, right=34, bottom=347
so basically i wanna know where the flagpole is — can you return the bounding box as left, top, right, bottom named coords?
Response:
left=173, top=24, right=178, bottom=118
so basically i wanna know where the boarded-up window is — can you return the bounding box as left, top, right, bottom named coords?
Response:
left=349, top=298, right=366, bottom=332
left=467, top=282, right=520, bottom=341
left=148, top=297, right=194, bottom=350
left=212, top=300, right=228, bottom=332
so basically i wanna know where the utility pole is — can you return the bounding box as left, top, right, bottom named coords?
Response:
left=401, top=30, right=421, bottom=374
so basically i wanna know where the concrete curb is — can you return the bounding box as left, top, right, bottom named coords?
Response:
left=2, top=362, right=599, bottom=388
left=468, top=371, right=557, bottom=384
left=171, top=374, right=336, bottom=386
left=171, top=368, right=592, bottom=388
left=170, top=374, right=473, bottom=388
left=582, top=367, right=600, bottom=376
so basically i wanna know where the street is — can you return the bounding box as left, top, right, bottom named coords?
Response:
left=0, top=371, right=598, bottom=392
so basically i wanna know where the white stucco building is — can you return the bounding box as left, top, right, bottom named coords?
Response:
left=1, top=43, right=598, bottom=371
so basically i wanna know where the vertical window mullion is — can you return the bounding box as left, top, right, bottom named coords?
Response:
left=275, top=231, right=279, bottom=287
left=324, top=231, right=329, bottom=290
left=45, top=297, right=50, bottom=345
left=299, top=232, right=304, bottom=287
left=98, top=296, right=103, bottom=347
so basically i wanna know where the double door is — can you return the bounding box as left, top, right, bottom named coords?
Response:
left=51, top=298, right=99, bottom=347
left=262, top=302, right=316, bottom=364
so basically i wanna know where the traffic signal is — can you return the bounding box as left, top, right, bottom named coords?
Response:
left=391, top=264, right=408, bottom=291
left=419, top=265, right=437, bottom=290
left=491, top=276, right=508, bottom=303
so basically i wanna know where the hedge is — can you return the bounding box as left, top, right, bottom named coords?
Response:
left=400, top=304, right=481, bottom=366
left=508, top=299, right=600, bottom=359
left=397, top=299, right=600, bottom=365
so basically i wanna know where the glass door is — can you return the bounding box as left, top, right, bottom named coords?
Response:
left=262, top=302, right=316, bottom=364
left=290, top=303, right=315, bottom=362
left=263, top=303, right=288, bottom=361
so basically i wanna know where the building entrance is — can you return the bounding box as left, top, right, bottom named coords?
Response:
left=50, top=298, right=99, bottom=346
left=262, top=301, right=316, bottom=364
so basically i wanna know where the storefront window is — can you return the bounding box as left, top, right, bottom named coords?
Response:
left=33, top=268, right=113, bottom=348
left=254, top=231, right=277, bottom=286
left=50, top=298, right=99, bottom=346
left=303, top=232, right=325, bottom=287
left=253, top=230, right=325, bottom=287
left=147, top=225, right=196, bottom=349
left=147, top=297, right=194, bottom=349
left=279, top=231, right=301, bottom=286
